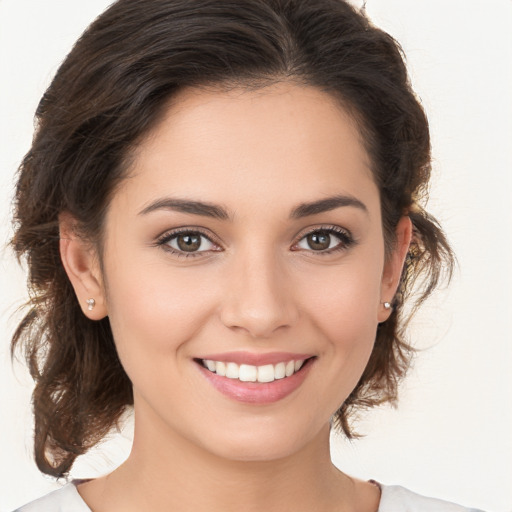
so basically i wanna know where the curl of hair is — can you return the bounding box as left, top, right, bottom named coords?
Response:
left=11, top=0, right=454, bottom=477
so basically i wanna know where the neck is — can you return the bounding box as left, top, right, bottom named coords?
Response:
left=93, top=409, right=357, bottom=512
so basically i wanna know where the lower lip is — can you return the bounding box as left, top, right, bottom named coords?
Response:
left=197, top=360, right=314, bottom=404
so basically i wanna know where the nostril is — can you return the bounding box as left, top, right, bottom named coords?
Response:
left=219, top=308, right=298, bottom=339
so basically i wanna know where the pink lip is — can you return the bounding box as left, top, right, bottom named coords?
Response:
left=196, top=357, right=314, bottom=404
left=196, top=351, right=313, bottom=366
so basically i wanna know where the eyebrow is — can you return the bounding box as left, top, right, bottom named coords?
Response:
left=138, top=198, right=230, bottom=220
left=290, top=194, right=368, bottom=218
left=138, top=194, right=368, bottom=220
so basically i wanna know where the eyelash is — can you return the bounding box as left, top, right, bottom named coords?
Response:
left=292, top=225, right=355, bottom=255
left=155, top=225, right=355, bottom=259
left=155, top=227, right=219, bottom=259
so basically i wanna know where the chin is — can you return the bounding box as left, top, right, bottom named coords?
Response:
left=192, top=416, right=327, bottom=463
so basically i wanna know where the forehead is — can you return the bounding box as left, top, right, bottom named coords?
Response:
left=119, top=82, right=378, bottom=217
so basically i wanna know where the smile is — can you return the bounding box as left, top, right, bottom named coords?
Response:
left=200, top=359, right=306, bottom=383
left=195, top=353, right=315, bottom=404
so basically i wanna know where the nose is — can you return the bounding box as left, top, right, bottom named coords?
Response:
left=219, top=248, right=299, bottom=339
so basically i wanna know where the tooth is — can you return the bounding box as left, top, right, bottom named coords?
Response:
left=257, top=364, right=275, bottom=383
left=226, top=362, right=239, bottom=379
left=294, top=360, right=304, bottom=372
left=239, top=364, right=257, bottom=382
left=216, top=361, right=226, bottom=377
left=205, top=359, right=216, bottom=372
left=274, top=362, right=286, bottom=379
left=207, top=359, right=306, bottom=381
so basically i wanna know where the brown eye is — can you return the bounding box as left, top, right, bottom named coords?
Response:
left=177, top=233, right=202, bottom=252
left=165, top=231, right=216, bottom=253
left=295, top=227, right=353, bottom=253
left=306, top=231, right=331, bottom=251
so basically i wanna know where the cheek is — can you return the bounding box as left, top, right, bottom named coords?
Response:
left=103, top=258, right=218, bottom=373
left=295, top=257, right=383, bottom=396
left=299, top=258, right=383, bottom=342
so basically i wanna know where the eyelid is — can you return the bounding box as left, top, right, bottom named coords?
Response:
left=154, top=224, right=355, bottom=259
left=291, top=224, right=355, bottom=254
left=155, top=226, right=223, bottom=257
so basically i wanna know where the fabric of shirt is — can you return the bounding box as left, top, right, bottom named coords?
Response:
left=13, top=481, right=485, bottom=511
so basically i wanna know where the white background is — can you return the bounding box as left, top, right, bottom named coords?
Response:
left=0, top=1, right=511, bottom=511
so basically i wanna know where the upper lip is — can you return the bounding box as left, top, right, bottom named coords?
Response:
left=195, top=351, right=314, bottom=366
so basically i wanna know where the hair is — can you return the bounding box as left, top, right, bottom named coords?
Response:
left=11, top=0, right=454, bottom=477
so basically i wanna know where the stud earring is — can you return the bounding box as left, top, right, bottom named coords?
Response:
left=86, top=298, right=96, bottom=311
left=382, top=301, right=391, bottom=310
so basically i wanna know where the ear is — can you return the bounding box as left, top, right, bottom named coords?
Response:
left=59, top=213, right=108, bottom=320
left=378, top=215, right=412, bottom=323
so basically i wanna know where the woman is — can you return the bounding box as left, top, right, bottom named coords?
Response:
left=5, top=0, right=491, bottom=510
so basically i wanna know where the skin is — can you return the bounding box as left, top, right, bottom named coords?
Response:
left=60, top=82, right=411, bottom=512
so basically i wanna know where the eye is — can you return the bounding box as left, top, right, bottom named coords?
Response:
left=294, top=227, right=354, bottom=254
left=157, top=229, right=219, bottom=256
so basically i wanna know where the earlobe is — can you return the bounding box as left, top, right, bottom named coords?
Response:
left=378, top=215, right=412, bottom=322
left=59, top=214, right=108, bottom=320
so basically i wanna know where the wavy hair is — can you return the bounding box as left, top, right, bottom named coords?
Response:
left=11, top=0, right=454, bottom=477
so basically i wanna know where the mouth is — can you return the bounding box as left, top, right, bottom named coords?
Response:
left=196, top=357, right=312, bottom=383
left=194, top=355, right=315, bottom=404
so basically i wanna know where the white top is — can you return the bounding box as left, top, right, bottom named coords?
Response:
left=13, top=482, right=485, bottom=511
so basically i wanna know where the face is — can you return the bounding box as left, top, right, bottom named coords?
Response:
left=68, top=82, right=408, bottom=462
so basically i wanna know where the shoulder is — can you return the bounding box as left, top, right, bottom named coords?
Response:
left=12, top=480, right=486, bottom=512
left=378, top=484, right=486, bottom=512
left=12, top=483, right=91, bottom=512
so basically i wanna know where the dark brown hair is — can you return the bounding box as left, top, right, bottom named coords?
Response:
left=11, top=0, right=453, bottom=477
